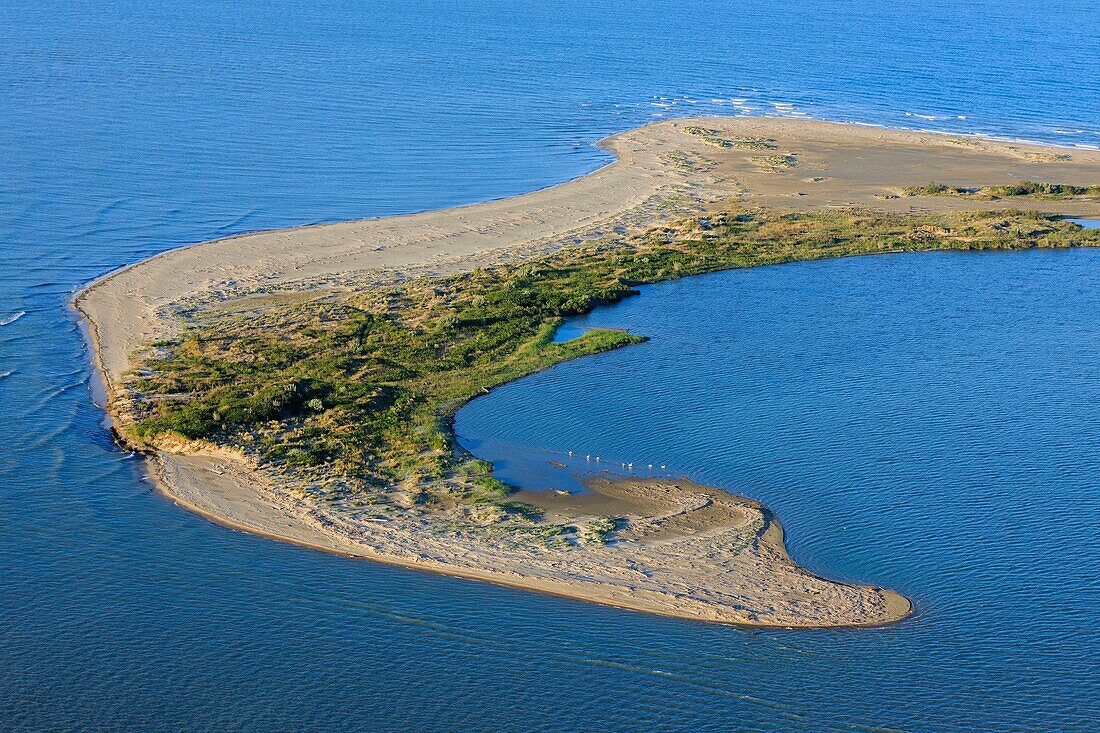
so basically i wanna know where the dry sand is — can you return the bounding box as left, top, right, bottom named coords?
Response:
left=75, top=118, right=1100, bottom=627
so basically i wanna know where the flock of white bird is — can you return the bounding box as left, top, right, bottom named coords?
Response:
left=565, top=450, right=667, bottom=472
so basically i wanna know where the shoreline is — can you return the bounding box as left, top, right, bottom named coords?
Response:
left=146, top=451, right=913, bottom=629
left=74, top=116, right=1100, bottom=628
left=826, top=117, right=1100, bottom=153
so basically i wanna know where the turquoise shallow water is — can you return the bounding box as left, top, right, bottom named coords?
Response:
left=2, top=1, right=1099, bottom=731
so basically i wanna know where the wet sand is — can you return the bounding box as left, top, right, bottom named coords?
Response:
left=148, top=446, right=912, bottom=627
left=75, top=117, right=1100, bottom=627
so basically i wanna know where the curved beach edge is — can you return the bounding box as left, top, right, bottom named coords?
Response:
left=143, top=450, right=914, bottom=629
left=757, top=505, right=914, bottom=628
left=72, top=115, right=1100, bottom=629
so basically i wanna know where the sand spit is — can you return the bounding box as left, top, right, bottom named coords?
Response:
left=75, top=118, right=1100, bottom=627
left=151, top=448, right=910, bottom=627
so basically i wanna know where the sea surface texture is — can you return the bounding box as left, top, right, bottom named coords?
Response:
left=2, top=2, right=1099, bottom=731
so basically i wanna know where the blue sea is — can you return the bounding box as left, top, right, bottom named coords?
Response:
left=2, top=2, right=1098, bottom=731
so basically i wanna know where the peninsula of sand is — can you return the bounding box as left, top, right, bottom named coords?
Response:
left=75, top=118, right=1100, bottom=627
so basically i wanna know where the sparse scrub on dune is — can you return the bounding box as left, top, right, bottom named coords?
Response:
left=682, top=126, right=778, bottom=150
left=756, top=154, right=798, bottom=171
left=901, top=182, right=970, bottom=196
left=902, top=180, right=1100, bottom=200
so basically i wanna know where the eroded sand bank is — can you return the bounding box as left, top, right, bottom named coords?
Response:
left=75, top=118, right=1100, bottom=626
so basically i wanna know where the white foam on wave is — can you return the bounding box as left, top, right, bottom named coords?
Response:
left=903, top=124, right=1086, bottom=152
left=0, top=311, right=25, bottom=327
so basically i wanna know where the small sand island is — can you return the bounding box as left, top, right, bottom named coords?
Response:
left=75, top=118, right=1100, bottom=627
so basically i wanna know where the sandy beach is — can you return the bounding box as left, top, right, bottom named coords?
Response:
left=75, top=117, right=1100, bottom=627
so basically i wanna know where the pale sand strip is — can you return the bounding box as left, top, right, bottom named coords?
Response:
left=74, top=118, right=1100, bottom=626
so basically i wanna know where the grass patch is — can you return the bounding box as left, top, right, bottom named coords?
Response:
left=756, top=154, right=797, bottom=171
left=683, top=126, right=778, bottom=150
left=902, top=180, right=1100, bottom=200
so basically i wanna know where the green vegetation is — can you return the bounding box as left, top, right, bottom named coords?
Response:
left=901, top=182, right=970, bottom=196
left=128, top=207, right=1098, bottom=523
left=579, top=516, right=621, bottom=545
left=756, top=154, right=798, bottom=171
left=682, top=126, right=778, bottom=150
left=902, top=180, right=1100, bottom=200
left=681, top=126, right=796, bottom=173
